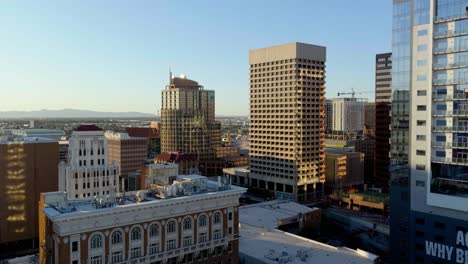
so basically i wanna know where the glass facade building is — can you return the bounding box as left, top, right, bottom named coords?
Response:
left=390, top=1, right=468, bottom=263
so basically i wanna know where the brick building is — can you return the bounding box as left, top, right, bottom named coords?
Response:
left=39, top=175, right=245, bottom=264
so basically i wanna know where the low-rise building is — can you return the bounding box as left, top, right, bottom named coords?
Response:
left=106, top=132, right=148, bottom=191
left=39, top=175, right=246, bottom=264
left=223, top=166, right=250, bottom=187
left=155, top=152, right=199, bottom=175
left=140, top=163, right=179, bottom=189
left=325, top=148, right=364, bottom=194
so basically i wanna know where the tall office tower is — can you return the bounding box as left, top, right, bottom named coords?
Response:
left=106, top=132, right=148, bottom=191
left=249, top=42, right=326, bottom=202
left=332, top=97, right=367, bottom=132
left=374, top=53, right=392, bottom=191
left=325, top=99, right=333, bottom=133
left=58, top=125, right=119, bottom=199
left=0, top=137, right=58, bottom=259
left=390, top=1, right=468, bottom=263
left=160, top=75, right=220, bottom=166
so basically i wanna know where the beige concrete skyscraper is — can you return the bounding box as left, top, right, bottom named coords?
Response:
left=249, top=42, right=326, bottom=202
left=160, top=75, right=220, bottom=164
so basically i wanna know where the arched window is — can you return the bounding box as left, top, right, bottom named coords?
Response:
left=213, top=212, right=221, bottom=224
left=183, top=218, right=192, bottom=230
left=111, top=231, right=122, bottom=245
left=149, top=224, right=160, bottom=237
left=166, top=221, right=176, bottom=233
left=198, top=215, right=207, bottom=227
left=90, top=234, right=102, bottom=249
left=131, top=227, right=142, bottom=241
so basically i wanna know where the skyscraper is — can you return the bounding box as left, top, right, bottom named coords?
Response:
left=374, top=53, right=392, bottom=190
left=249, top=42, right=326, bottom=202
left=390, top=1, right=468, bottom=263
left=160, top=75, right=220, bottom=167
left=332, top=97, right=367, bottom=132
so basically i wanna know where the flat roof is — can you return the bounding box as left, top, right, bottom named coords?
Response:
left=43, top=180, right=245, bottom=219
left=239, top=224, right=378, bottom=264
left=240, top=200, right=317, bottom=229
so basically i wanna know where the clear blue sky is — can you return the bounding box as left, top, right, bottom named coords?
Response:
left=0, top=1, right=392, bottom=116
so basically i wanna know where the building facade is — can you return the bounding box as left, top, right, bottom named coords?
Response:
left=0, top=137, right=59, bottom=258
left=374, top=52, right=392, bottom=192
left=249, top=42, right=326, bottom=202
left=125, top=126, right=161, bottom=160
left=355, top=137, right=376, bottom=187
left=390, top=1, right=468, bottom=263
left=58, top=125, right=119, bottom=199
left=332, top=97, right=367, bottom=132
left=325, top=99, right=333, bottom=134
left=160, top=75, right=220, bottom=164
left=39, top=176, right=246, bottom=264
left=325, top=148, right=364, bottom=194
left=106, top=132, right=148, bottom=191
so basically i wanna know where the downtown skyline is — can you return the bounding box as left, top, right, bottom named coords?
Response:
left=0, top=1, right=391, bottom=116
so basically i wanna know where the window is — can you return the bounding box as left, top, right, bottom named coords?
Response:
left=228, top=227, right=233, bottom=235
left=417, top=120, right=426, bottom=126
left=149, top=243, right=160, bottom=255
left=416, top=135, right=426, bottom=141
left=149, top=224, right=160, bottom=237
left=417, top=44, right=428, bottom=51
left=130, top=247, right=141, bottom=259
left=90, top=256, right=102, bottom=264
left=198, top=215, right=207, bottom=227
left=72, top=261, right=78, bottom=264
left=418, top=29, right=428, bottom=36
left=111, top=251, right=123, bottom=263
left=416, top=218, right=425, bottom=225
left=183, top=218, right=192, bottom=230
left=417, top=60, right=427, bottom=66
left=228, top=212, right=233, bottom=221
left=167, top=221, right=176, bottom=233
left=131, top=227, right=141, bottom=241
left=417, top=105, right=426, bottom=111
left=90, top=234, right=102, bottom=249
left=416, top=150, right=426, bottom=156
left=198, top=232, right=207, bottom=243
left=416, top=180, right=425, bottom=187
left=213, top=230, right=221, bottom=240
left=435, top=151, right=446, bottom=157
left=111, top=231, right=122, bottom=245
left=213, top=212, right=221, bottom=225
left=183, top=236, right=192, bottom=247
left=416, top=164, right=426, bottom=171
left=435, top=221, right=445, bottom=229
left=417, top=75, right=427, bottom=81
left=417, top=90, right=427, bottom=96
left=166, top=239, right=176, bottom=250
left=72, top=241, right=78, bottom=252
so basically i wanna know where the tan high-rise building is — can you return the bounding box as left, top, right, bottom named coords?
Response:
left=249, top=42, right=326, bottom=202
left=160, top=75, right=220, bottom=165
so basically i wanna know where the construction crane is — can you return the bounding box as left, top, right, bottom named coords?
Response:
left=337, top=88, right=374, bottom=99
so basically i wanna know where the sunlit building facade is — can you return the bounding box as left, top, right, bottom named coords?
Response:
left=390, top=1, right=468, bottom=263
left=249, top=42, right=326, bottom=202
left=0, top=137, right=59, bottom=258
left=58, top=125, right=119, bottom=199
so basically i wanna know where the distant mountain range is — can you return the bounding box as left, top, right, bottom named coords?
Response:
left=0, top=109, right=156, bottom=118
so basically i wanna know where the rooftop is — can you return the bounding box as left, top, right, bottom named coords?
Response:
left=43, top=177, right=245, bottom=219
left=240, top=200, right=317, bottom=230
left=74, top=124, right=103, bottom=132
left=239, top=224, right=378, bottom=264
left=0, top=136, right=57, bottom=144
left=12, top=128, right=65, bottom=135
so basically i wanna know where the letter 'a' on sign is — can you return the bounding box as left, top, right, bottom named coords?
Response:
left=456, top=231, right=466, bottom=247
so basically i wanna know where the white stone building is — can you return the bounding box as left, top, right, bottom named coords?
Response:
left=332, top=97, right=367, bottom=132
left=59, top=125, right=119, bottom=199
